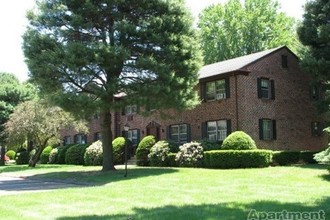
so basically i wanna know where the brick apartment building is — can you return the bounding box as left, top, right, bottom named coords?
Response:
left=61, top=46, right=327, bottom=151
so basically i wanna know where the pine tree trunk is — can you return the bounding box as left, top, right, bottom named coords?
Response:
left=100, top=109, right=116, bottom=171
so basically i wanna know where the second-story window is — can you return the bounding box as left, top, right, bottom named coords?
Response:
left=74, top=134, right=87, bottom=144
left=204, top=78, right=230, bottom=101
left=257, top=78, right=275, bottom=100
left=124, top=105, right=137, bottom=115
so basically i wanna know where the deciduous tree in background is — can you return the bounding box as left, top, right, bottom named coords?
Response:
left=4, top=100, right=87, bottom=167
left=0, top=72, right=37, bottom=143
left=198, top=0, right=298, bottom=64
left=23, top=0, right=202, bottom=171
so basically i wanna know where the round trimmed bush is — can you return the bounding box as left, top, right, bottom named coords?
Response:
left=57, top=144, right=74, bottom=164
left=148, top=140, right=170, bottom=167
left=136, top=135, right=156, bottom=166
left=222, top=131, right=257, bottom=150
left=49, top=148, right=59, bottom=164
left=175, top=142, right=203, bottom=167
left=84, top=141, right=103, bottom=166
left=5, top=150, right=16, bottom=160
left=40, top=146, right=53, bottom=164
left=112, top=137, right=126, bottom=165
left=15, top=150, right=29, bottom=165
left=65, top=144, right=89, bottom=165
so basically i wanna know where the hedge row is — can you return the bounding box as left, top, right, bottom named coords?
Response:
left=272, top=151, right=318, bottom=165
left=150, top=150, right=319, bottom=169
left=204, top=150, right=273, bottom=169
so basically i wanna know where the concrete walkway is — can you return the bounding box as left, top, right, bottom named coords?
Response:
left=0, top=176, right=81, bottom=195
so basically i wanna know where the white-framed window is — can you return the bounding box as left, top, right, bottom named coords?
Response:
left=63, top=136, right=72, bottom=145
left=206, top=79, right=227, bottom=101
left=259, top=119, right=276, bottom=140
left=207, top=120, right=228, bottom=141
left=125, top=105, right=137, bottom=115
left=74, top=134, right=87, bottom=144
left=128, top=129, right=139, bottom=146
left=258, top=78, right=275, bottom=99
left=169, top=124, right=189, bottom=144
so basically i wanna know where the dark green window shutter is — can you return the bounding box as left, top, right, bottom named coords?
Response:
left=201, top=122, right=207, bottom=139
left=259, top=119, right=264, bottom=140
left=136, top=129, right=141, bottom=145
left=74, top=135, right=77, bottom=144
left=227, top=119, right=232, bottom=135
left=122, top=107, right=125, bottom=116
left=94, top=133, right=97, bottom=141
left=84, top=135, right=88, bottom=144
left=272, top=120, right=277, bottom=140
left=225, top=78, right=230, bottom=98
left=200, top=83, right=206, bottom=102
left=166, top=126, right=171, bottom=140
left=187, top=124, right=191, bottom=142
left=257, top=78, right=262, bottom=98
left=271, top=80, right=275, bottom=100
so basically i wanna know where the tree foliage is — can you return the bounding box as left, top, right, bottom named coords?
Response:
left=3, top=99, right=87, bottom=167
left=0, top=72, right=37, bottom=142
left=297, top=0, right=330, bottom=115
left=23, top=0, right=202, bottom=171
left=198, top=0, right=298, bottom=64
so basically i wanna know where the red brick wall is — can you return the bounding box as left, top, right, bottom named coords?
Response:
left=61, top=47, right=327, bottom=151
left=236, top=47, right=327, bottom=150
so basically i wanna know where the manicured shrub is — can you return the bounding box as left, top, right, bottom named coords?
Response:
left=314, top=146, right=330, bottom=164
left=5, top=150, right=16, bottom=160
left=84, top=141, right=103, bottom=166
left=40, top=146, right=53, bottom=164
left=272, top=151, right=300, bottom=165
left=175, top=142, right=203, bottom=167
left=58, top=144, right=75, bottom=164
left=136, top=135, right=156, bottom=166
left=167, top=153, right=178, bottom=167
left=222, top=131, right=257, bottom=150
left=49, top=148, right=59, bottom=164
left=204, top=150, right=273, bottom=169
left=148, top=141, right=170, bottom=167
left=200, top=139, right=221, bottom=151
left=166, top=140, right=180, bottom=153
left=112, top=137, right=126, bottom=165
left=65, top=144, right=89, bottom=165
left=300, top=151, right=319, bottom=164
left=15, top=150, right=29, bottom=165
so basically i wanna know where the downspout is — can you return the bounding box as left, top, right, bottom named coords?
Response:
left=235, top=74, right=239, bottom=130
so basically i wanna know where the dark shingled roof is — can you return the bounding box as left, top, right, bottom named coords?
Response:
left=198, top=46, right=285, bottom=79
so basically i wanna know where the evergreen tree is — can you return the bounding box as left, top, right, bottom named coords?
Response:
left=297, top=0, right=330, bottom=115
left=23, top=0, right=202, bottom=171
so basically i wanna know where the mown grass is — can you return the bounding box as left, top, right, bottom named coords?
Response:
left=0, top=164, right=329, bottom=220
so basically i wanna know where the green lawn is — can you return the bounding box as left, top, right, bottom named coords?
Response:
left=0, top=164, right=329, bottom=220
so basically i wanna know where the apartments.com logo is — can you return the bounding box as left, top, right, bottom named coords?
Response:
left=247, top=209, right=326, bottom=220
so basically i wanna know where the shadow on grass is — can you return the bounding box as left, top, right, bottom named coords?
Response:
left=290, top=164, right=328, bottom=170
left=56, top=197, right=329, bottom=220
left=25, top=166, right=178, bottom=186
left=0, top=164, right=65, bottom=173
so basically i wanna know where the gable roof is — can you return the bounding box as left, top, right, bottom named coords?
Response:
left=198, top=46, right=290, bottom=80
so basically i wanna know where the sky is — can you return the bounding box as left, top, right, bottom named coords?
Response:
left=0, top=0, right=307, bottom=82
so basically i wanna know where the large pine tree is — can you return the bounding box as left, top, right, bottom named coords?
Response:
left=23, top=0, right=202, bottom=171
left=297, top=0, right=330, bottom=115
